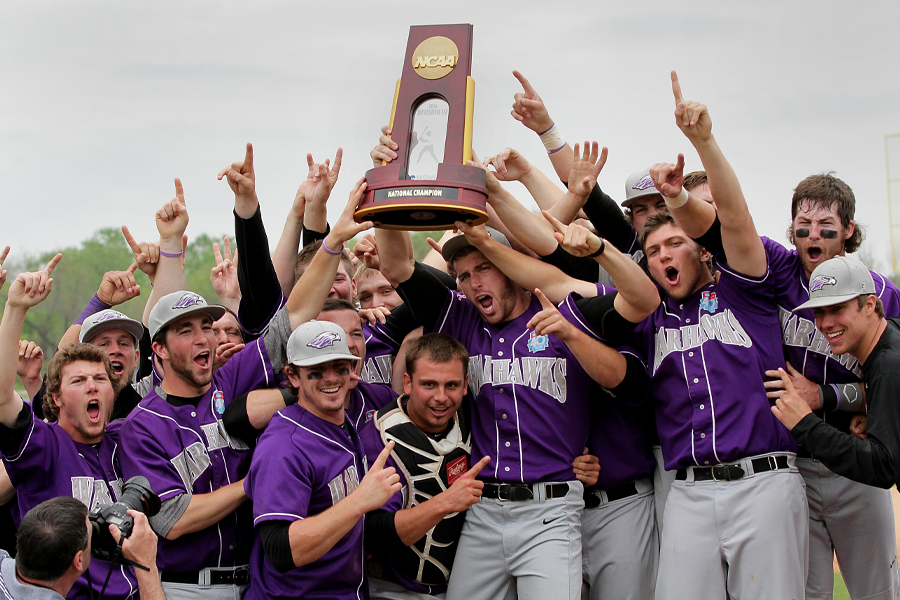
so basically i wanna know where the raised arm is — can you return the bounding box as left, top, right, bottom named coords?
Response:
left=375, top=226, right=416, bottom=287
left=302, top=148, right=342, bottom=236
left=142, top=179, right=189, bottom=326
left=0, top=254, right=61, bottom=427
left=543, top=212, right=659, bottom=322
left=510, top=70, right=575, bottom=180
left=453, top=222, right=596, bottom=304
left=663, top=72, right=764, bottom=276
left=285, top=178, right=373, bottom=330
left=272, top=165, right=311, bottom=295
left=210, top=237, right=240, bottom=314
left=58, top=264, right=141, bottom=350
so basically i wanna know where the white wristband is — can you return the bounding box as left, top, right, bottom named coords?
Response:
left=539, top=123, right=566, bottom=155
left=664, top=188, right=690, bottom=209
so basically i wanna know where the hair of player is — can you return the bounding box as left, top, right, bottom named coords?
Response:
left=320, top=298, right=357, bottom=314
left=448, top=245, right=482, bottom=276
left=405, top=333, right=469, bottom=379
left=789, top=173, right=864, bottom=253
left=638, top=211, right=676, bottom=251
left=682, top=171, right=708, bottom=191
left=16, top=496, right=89, bottom=583
left=354, top=263, right=379, bottom=283
left=44, top=343, right=118, bottom=421
left=856, top=294, right=885, bottom=319
left=294, top=240, right=354, bottom=284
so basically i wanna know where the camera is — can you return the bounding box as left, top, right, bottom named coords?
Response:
left=89, top=476, right=160, bottom=564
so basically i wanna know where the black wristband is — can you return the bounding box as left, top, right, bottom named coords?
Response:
left=588, top=238, right=606, bottom=258
left=819, top=384, right=838, bottom=413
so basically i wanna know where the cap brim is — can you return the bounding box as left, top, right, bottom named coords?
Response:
left=153, top=305, right=228, bottom=339
left=794, top=292, right=862, bottom=312
left=81, top=318, right=145, bottom=344
left=289, top=353, right=360, bottom=367
left=440, top=234, right=471, bottom=263
left=621, top=190, right=663, bottom=208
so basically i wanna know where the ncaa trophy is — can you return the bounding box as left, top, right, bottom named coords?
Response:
left=354, top=24, right=489, bottom=230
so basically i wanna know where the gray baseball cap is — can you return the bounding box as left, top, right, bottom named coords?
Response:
left=286, top=320, right=360, bottom=367
left=622, top=168, right=663, bottom=208
left=794, top=255, right=875, bottom=311
left=148, top=291, right=227, bottom=340
left=441, top=227, right=512, bottom=263
left=80, top=309, right=145, bottom=345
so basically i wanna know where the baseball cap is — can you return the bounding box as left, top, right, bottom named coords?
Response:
left=622, top=168, right=662, bottom=208
left=286, top=320, right=360, bottom=367
left=80, top=309, right=145, bottom=345
left=794, top=256, right=875, bottom=311
left=148, top=291, right=227, bottom=340
left=440, top=227, right=512, bottom=263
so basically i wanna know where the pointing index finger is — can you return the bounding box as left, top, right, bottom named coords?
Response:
left=121, top=225, right=142, bottom=254
left=373, top=441, right=395, bottom=470
left=44, top=253, right=62, bottom=275
left=541, top=210, right=566, bottom=235
left=174, top=178, right=184, bottom=202
left=671, top=70, right=684, bottom=105
left=465, top=456, right=491, bottom=478
left=244, top=143, right=253, bottom=170
left=512, top=70, right=535, bottom=94
left=533, top=288, right=554, bottom=310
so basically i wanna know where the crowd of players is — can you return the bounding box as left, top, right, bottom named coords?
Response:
left=1, top=68, right=899, bottom=600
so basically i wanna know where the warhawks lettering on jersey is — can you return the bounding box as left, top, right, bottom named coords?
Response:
left=778, top=307, right=862, bottom=376
left=467, top=354, right=568, bottom=403
left=171, top=441, right=212, bottom=490
left=653, top=309, right=752, bottom=373
left=361, top=354, right=394, bottom=384
left=201, top=419, right=250, bottom=451
left=71, top=476, right=123, bottom=512
left=327, top=465, right=360, bottom=505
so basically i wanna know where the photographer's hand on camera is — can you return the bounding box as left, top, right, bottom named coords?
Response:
left=110, top=511, right=165, bottom=600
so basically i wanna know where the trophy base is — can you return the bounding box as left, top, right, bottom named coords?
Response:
left=355, top=163, right=489, bottom=231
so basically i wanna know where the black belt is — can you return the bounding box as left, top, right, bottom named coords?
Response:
left=482, top=482, right=570, bottom=502
left=584, top=481, right=638, bottom=508
left=161, top=567, right=250, bottom=586
left=675, top=455, right=790, bottom=482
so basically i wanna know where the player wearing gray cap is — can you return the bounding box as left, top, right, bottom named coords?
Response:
left=774, top=256, right=900, bottom=489
left=243, top=319, right=401, bottom=600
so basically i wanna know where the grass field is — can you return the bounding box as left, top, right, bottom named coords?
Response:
left=834, top=572, right=850, bottom=600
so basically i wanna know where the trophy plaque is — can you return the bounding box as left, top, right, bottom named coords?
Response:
left=354, top=24, right=489, bottom=230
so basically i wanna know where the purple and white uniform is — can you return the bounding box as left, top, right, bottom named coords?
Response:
left=360, top=322, right=401, bottom=387
left=1, top=409, right=137, bottom=600
left=244, top=404, right=368, bottom=600
left=631, top=260, right=796, bottom=469
left=346, top=381, right=395, bottom=432
left=765, top=236, right=900, bottom=600
left=119, top=337, right=275, bottom=573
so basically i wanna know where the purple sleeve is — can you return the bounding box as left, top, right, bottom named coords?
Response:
left=247, top=427, right=312, bottom=525
left=874, top=271, right=900, bottom=318
left=216, top=338, right=276, bottom=400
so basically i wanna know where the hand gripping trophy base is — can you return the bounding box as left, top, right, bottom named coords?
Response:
left=355, top=162, right=488, bottom=231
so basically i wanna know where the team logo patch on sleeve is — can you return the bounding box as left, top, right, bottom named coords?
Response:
left=213, top=390, right=226, bottom=414
left=446, top=455, right=468, bottom=484
left=700, top=291, right=718, bottom=313
left=527, top=331, right=549, bottom=353
left=809, top=275, right=837, bottom=292
left=307, top=332, right=341, bottom=349
left=365, top=409, right=376, bottom=423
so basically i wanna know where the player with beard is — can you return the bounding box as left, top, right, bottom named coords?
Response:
left=0, top=254, right=145, bottom=600
left=117, top=178, right=335, bottom=600
left=659, top=73, right=900, bottom=599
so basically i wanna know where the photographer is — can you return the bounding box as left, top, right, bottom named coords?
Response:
left=0, top=496, right=164, bottom=600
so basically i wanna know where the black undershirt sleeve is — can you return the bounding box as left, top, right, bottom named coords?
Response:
left=573, top=292, right=638, bottom=347
left=693, top=214, right=724, bottom=255
left=419, top=262, right=457, bottom=291
left=364, top=509, right=405, bottom=556
left=257, top=520, right=296, bottom=573
left=575, top=182, right=635, bottom=253
left=540, top=244, right=600, bottom=283
left=302, top=224, right=329, bottom=248
left=0, top=404, right=33, bottom=456
left=234, top=206, right=282, bottom=335
left=606, top=354, right=649, bottom=406
left=137, top=328, right=152, bottom=380
left=395, top=263, right=452, bottom=332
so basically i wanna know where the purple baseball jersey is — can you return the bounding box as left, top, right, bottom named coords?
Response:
left=361, top=322, right=401, bottom=387
left=1, top=414, right=138, bottom=600
left=765, top=237, right=900, bottom=392
left=119, top=338, right=274, bottom=572
left=561, top=285, right=656, bottom=489
left=244, top=404, right=369, bottom=600
left=630, top=259, right=797, bottom=470
left=346, top=381, right=395, bottom=432
left=429, top=289, right=596, bottom=483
